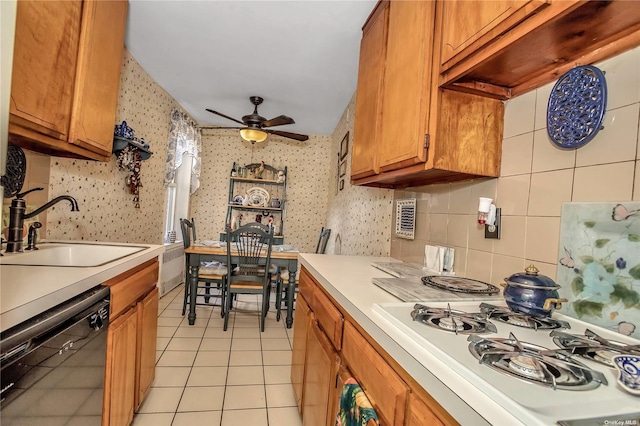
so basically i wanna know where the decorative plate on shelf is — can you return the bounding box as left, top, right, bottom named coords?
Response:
left=547, top=65, right=607, bottom=149
left=246, top=187, right=270, bottom=206
left=232, top=195, right=244, bottom=204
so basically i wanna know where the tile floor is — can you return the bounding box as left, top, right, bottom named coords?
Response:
left=132, top=284, right=302, bottom=426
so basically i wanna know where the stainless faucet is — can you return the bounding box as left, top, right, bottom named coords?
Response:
left=5, top=188, right=79, bottom=253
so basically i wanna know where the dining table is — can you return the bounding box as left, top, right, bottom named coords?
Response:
left=184, top=242, right=299, bottom=328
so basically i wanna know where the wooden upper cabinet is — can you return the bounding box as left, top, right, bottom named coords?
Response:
left=377, top=0, right=435, bottom=173
left=351, top=1, right=388, bottom=180
left=439, top=1, right=640, bottom=99
left=9, top=0, right=128, bottom=161
left=69, top=0, right=128, bottom=157
left=10, top=1, right=82, bottom=139
left=439, top=0, right=549, bottom=72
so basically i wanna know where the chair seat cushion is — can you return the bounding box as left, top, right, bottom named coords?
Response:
left=200, top=262, right=228, bottom=276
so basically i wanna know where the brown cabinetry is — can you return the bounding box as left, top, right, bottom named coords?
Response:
left=351, top=1, right=388, bottom=180
left=9, top=0, right=127, bottom=161
left=291, top=265, right=458, bottom=426
left=104, top=307, right=137, bottom=426
left=291, top=294, right=311, bottom=413
left=407, top=392, right=445, bottom=426
left=103, top=260, right=159, bottom=426
left=439, top=0, right=549, bottom=72
left=302, top=319, right=341, bottom=426
left=342, top=321, right=408, bottom=426
left=438, top=0, right=640, bottom=99
left=351, top=0, right=504, bottom=188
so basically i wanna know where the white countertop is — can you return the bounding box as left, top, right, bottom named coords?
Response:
left=299, top=253, right=502, bottom=426
left=1, top=241, right=165, bottom=333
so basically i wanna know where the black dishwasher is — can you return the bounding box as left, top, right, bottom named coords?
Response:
left=0, top=285, right=110, bottom=425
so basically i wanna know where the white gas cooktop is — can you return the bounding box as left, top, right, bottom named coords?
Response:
left=372, top=301, right=640, bottom=426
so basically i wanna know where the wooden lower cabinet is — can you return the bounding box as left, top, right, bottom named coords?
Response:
left=341, top=322, right=408, bottom=426
left=103, top=260, right=159, bottom=426
left=407, top=392, right=444, bottom=426
left=104, top=308, right=137, bottom=426
left=291, top=294, right=312, bottom=413
left=135, top=287, right=158, bottom=409
left=302, top=319, right=340, bottom=426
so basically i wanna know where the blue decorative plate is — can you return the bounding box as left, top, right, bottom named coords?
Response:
left=547, top=65, right=607, bottom=149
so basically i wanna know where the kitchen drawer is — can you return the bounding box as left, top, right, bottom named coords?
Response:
left=341, top=321, right=408, bottom=426
left=298, top=267, right=316, bottom=307
left=311, top=287, right=343, bottom=351
left=106, top=259, right=159, bottom=318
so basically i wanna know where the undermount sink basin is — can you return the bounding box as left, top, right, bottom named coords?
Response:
left=0, top=243, right=148, bottom=267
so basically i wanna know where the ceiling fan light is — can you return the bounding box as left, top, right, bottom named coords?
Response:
left=239, top=128, right=268, bottom=143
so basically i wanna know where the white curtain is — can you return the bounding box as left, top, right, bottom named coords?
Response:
left=164, top=108, right=201, bottom=194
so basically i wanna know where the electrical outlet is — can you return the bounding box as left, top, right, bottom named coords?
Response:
left=485, top=208, right=501, bottom=239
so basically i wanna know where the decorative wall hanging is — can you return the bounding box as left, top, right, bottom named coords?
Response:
left=547, top=65, right=607, bottom=149
left=114, top=121, right=152, bottom=208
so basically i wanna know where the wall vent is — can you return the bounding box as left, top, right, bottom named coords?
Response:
left=395, top=198, right=416, bottom=240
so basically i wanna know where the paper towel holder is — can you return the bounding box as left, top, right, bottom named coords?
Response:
left=478, top=197, right=500, bottom=239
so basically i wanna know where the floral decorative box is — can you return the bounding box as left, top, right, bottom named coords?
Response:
left=557, top=202, right=640, bottom=339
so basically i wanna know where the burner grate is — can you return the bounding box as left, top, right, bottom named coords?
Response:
left=479, top=303, right=570, bottom=330
left=468, top=333, right=607, bottom=390
left=551, top=329, right=640, bottom=368
left=411, top=303, right=496, bottom=335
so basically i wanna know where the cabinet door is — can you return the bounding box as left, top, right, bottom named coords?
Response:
left=136, top=287, right=158, bottom=409
left=439, top=0, right=548, bottom=71
left=341, top=322, right=408, bottom=426
left=351, top=1, right=388, bottom=180
left=10, top=0, right=82, bottom=139
left=377, top=0, right=435, bottom=173
left=103, top=308, right=137, bottom=426
left=69, top=0, right=127, bottom=156
left=407, top=392, right=444, bottom=426
left=291, top=294, right=312, bottom=413
left=302, top=320, right=340, bottom=426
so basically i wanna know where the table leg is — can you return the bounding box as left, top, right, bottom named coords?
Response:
left=188, top=263, right=199, bottom=325
left=286, top=269, right=296, bottom=328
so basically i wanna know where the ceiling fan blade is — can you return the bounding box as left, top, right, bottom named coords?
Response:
left=205, top=108, right=245, bottom=125
left=199, top=126, right=243, bottom=130
left=266, top=129, right=309, bottom=142
left=262, top=115, right=295, bottom=128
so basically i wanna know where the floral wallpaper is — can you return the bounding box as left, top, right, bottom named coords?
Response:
left=324, top=93, right=393, bottom=256
left=46, top=49, right=179, bottom=244
left=191, top=131, right=332, bottom=254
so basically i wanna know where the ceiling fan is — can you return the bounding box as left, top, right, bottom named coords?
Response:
left=202, top=96, right=309, bottom=143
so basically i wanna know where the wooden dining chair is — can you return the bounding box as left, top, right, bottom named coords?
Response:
left=180, top=218, right=227, bottom=316
left=274, top=227, right=331, bottom=321
left=224, top=223, right=274, bottom=331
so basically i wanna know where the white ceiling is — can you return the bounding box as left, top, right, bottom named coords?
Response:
left=125, top=0, right=377, bottom=136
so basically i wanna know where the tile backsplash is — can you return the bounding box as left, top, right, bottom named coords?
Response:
left=391, top=46, right=640, bottom=294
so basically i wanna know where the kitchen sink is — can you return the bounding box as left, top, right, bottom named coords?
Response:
left=0, top=243, right=148, bottom=267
